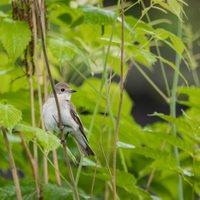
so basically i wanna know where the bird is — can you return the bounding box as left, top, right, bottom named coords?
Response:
left=43, top=82, right=95, bottom=156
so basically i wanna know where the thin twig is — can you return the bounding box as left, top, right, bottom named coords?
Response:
left=90, top=62, right=113, bottom=199
left=32, top=1, right=48, bottom=185
left=29, top=49, right=41, bottom=198
left=112, top=1, right=124, bottom=199
left=33, top=0, right=79, bottom=198
left=18, top=131, right=36, bottom=180
left=1, top=126, right=22, bottom=200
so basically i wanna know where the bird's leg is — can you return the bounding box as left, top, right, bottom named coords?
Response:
left=61, top=132, right=69, bottom=146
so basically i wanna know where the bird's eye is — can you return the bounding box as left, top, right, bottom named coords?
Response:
left=61, top=88, right=65, bottom=92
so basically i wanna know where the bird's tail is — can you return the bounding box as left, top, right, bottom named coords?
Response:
left=74, top=136, right=95, bottom=156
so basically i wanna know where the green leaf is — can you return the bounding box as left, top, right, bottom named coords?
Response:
left=143, top=128, right=194, bottom=155
left=0, top=179, right=38, bottom=200
left=42, top=184, right=90, bottom=200
left=48, top=38, right=89, bottom=67
left=150, top=112, right=200, bottom=137
left=78, top=5, right=116, bottom=25
left=14, top=124, right=60, bottom=152
left=0, top=103, right=22, bottom=133
left=0, top=19, right=31, bottom=62
left=155, top=28, right=187, bottom=55
left=156, top=56, right=188, bottom=85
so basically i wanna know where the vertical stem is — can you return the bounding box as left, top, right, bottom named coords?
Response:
left=1, top=126, right=22, bottom=200
left=112, top=1, right=124, bottom=199
left=29, top=50, right=41, bottom=198
left=32, top=1, right=48, bottom=185
left=170, top=3, right=184, bottom=200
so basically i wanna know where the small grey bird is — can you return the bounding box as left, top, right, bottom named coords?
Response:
left=43, top=82, right=95, bottom=156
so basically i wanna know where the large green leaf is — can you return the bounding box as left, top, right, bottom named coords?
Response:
left=78, top=5, right=116, bottom=25
left=14, top=124, right=60, bottom=152
left=0, top=19, right=31, bottom=62
left=48, top=38, right=89, bottom=67
left=0, top=179, right=37, bottom=200
left=86, top=167, right=151, bottom=199
left=0, top=103, right=22, bottom=133
left=42, top=184, right=90, bottom=200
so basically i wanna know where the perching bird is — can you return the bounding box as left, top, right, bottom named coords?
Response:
left=43, top=82, right=95, bottom=156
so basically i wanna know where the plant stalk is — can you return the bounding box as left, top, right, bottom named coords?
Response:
left=29, top=48, right=41, bottom=198
left=170, top=3, right=184, bottom=200
left=1, top=126, right=22, bottom=200
left=112, top=0, right=124, bottom=199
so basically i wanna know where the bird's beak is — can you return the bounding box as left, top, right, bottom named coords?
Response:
left=70, top=90, right=77, bottom=93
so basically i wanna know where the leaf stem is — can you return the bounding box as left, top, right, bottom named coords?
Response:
left=1, top=126, right=22, bottom=200
left=33, top=0, right=79, bottom=199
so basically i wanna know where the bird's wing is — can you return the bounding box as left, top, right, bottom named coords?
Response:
left=69, top=102, right=88, bottom=142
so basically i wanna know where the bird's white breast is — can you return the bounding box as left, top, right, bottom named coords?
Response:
left=43, top=96, right=79, bottom=133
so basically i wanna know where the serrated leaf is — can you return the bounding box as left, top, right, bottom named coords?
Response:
left=78, top=5, right=116, bottom=25
left=0, top=179, right=37, bottom=200
left=42, top=184, right=90, bottom=200
left=14, top=124, right=60, bottom=152
left=48, top=38, right=89, bottom=67
left=87, top=167, right=151, bottom=199
left=150, top=112, right=200, bottom=137
left=0, top=19, right=31, bottom=62
left=155, top=28, right=187, bottom=55
left=143, top=129, right=194, bottom=155
left=0, top=103, right=22, bottom=133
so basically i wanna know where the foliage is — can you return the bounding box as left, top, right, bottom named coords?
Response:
left=0, top=0, right=199, bottom=200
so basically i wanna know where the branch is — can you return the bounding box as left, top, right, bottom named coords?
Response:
left=112, top=0, right=124, bottom=199
left=33, top=0, right=79, bottom=199
left=1, top=126, right=22, bottom=200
